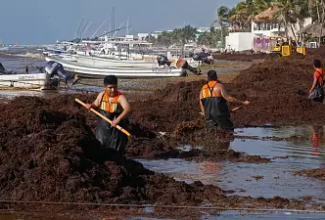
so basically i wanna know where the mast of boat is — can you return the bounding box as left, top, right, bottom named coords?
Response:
left=75, top=18, right=85, bottom=40
left=113, top=20, right=126, bottom=37
left=80, top=21, right=93, bottom=40
left=126, top=16, right=129, bottom=35
left=111, top=7, right=115, bottom=36
left=79, top=19, right=90, bottom=40
left=90, top=20, right=107, bottom=39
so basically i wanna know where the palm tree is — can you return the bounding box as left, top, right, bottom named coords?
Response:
left=225, top=0, right=271, bottom=32
left=273, top=0, right=311, bottom=40
left=231, top=1, right=250, bottom=30
left=317, top=0, right=325, bottom=45
left=227, top=7, right=237, bottom=29
left=254, top=0, right=272, bottom=13
left=171, top=28, right=183, bottom=45
left=217, top=0, right=312, bottom=43
left=272, top=0, right=296, bottom=39
left=145, top=35, right=156, bottom=44
left=157, top=31, right=173, bottom=48
left=308, top=0, right=321, bottom=23
left=217, top=6, right=230, bottom=46
left=309, top=0, right=325, bottom=44
left=181, top=25, right=197, bottom=44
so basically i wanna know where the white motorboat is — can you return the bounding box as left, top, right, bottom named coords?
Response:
left=0, top=73, right=54, bottom=90
left=45, top=56, right=185, bottom=78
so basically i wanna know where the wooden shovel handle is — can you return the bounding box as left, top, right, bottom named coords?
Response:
left=75, top=98, right=131, bottom=137
left=200, top=106, right=242, bottom=116
left=231, top=106, right=242, bottom=112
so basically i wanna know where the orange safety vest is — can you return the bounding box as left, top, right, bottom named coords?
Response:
left=201, top=81, right=218, bottom=99
left=316, top=68, right=325, bottom=85
left=100, top=91, right=122, bottom=113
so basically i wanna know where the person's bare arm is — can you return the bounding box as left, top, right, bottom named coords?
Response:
left=309, top=77, right=318, bottom=93
left=111, top=95, right=131, bottom=127
left=199, top=91, right=205, bottom=116
left=86, top=92, right=105, bottom=110
left=220, top=84, right=250, bottom=105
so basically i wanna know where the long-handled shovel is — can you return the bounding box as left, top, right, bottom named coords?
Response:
left=199, top=106, right=243, bottom=116
left=75, top=98, right=131, bottom=137
left=231, top=106, right=242, bottom=112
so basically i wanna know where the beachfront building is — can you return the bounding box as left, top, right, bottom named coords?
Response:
left=137, top=27, right=213, bottom=42
left=138, top=33, right=149, bottom=41
left=296, top=23, right=325, bottom=48
left=225, top=6, right=312, bottom=52
left=137, top=31, right=166, bottom=40
left=195, top=26, right=216, bottom=39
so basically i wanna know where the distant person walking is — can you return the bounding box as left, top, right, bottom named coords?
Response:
left=309, top=59, right=325, bottom=103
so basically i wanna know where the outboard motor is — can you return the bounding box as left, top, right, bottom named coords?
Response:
left=176, top=58, right=201, bottom=76
left=0, top=62, right=17, bottom=75
left=45, top=61, right=78, bottom=87
left=0, top=63, right=5, bottom=74
left=192, top=53, right=202, bottom=61
left=157, top=55, right=171, bottom=67
left=192, top=52, right=214, bottom=64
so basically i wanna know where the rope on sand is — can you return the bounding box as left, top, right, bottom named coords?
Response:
left=0, top=200, right=323, bottom=213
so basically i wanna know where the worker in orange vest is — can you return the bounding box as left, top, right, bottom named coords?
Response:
left=200, top=70, right=250, bottom=131
left=86, top=75, right=131, bottom=153
left=309, top=59, right=325, bottom=103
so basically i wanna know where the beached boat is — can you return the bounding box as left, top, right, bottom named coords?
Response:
left=0, top=62, right=64, bottom=90
left=61, top=54, right=162, bottom=68
left=45, top=56, right=185, bottom=78
left=45, top=40, right=200, bottom=68
left=69, top=54, right=199, bottom=69
left=0, top=73, right=55, bottom=90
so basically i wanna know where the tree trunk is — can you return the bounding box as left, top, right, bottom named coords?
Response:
left=319, top=0, right=325, bottom=46
left=290, top=24, right=297, bottom=41
left=219, top=17, right=224, bottom=47
left=316, top=1, right=321, bottom=23
left=283, top=18, right=289, bottom=39
left=211, top=30, right=217, bottom=47
left=220, top=25, right=224, bottom=47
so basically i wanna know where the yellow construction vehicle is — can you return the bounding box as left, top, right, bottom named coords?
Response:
left=269, top=36, right=306, bottom=57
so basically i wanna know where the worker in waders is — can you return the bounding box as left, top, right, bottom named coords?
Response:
left=86, top=75, right=131, bottom=153
left=309, top=59, right=325, bottom=103
left=200, top=70, right=250, bottom=131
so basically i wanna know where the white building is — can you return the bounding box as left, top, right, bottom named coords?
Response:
left=138, top=30, right=174, bottom=40
left=151, top=31, right=163, bottom=39
left=225, top=32, right=254, bottom=51
left=125, top=35, right=135, bottom=41
left=138, top=33, right=149, bottom=41
left=225, top=6, right=312, bottom=52
left=197, top=27, right=211, bottom=33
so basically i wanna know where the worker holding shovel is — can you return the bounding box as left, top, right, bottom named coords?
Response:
left=200, top=70, right=250, bottom=131
left=84, top=75, right=131, bottom=153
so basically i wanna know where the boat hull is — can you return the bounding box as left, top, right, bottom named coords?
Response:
left=0, top=73, right=51, bottom=90
left=47, top=54, right=200, bottom=69
left=45, top=57, right=185, bottom=78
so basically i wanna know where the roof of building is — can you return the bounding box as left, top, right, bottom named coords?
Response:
left=254, top=6, right=279, bottom=22
left=296, top=23, right=324, bottom=37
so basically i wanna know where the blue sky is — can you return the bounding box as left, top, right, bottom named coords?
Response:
left=0, top=0, right=241, bottom=45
